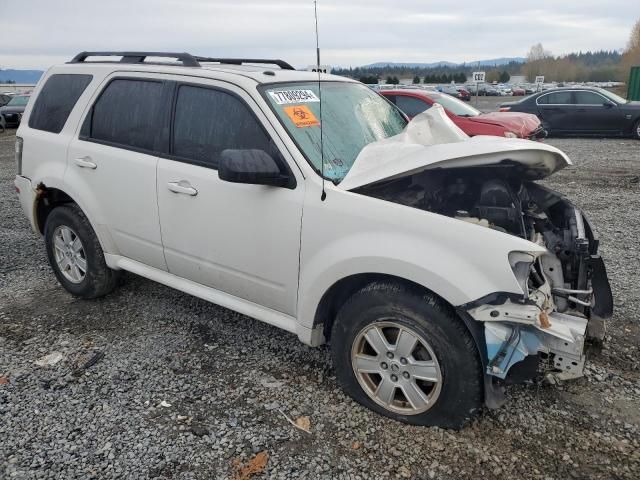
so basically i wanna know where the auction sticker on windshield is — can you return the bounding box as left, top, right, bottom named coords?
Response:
left=268, top=90, right=320, bottom=105
left=283, top=105, right=320, bottom=128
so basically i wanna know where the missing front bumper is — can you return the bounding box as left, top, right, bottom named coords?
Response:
left=482, top=312, right=588, bottom=381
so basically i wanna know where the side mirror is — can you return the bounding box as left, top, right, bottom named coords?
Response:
left=218, top=149, right=291, bottom=188
left=603, top=101, right=615, bottom=108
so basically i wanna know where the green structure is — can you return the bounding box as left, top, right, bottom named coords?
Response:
left=629, top=66, right=640, bottom=101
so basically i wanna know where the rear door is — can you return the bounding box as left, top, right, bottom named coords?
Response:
left=570, top=90, right=625, bottom=134
left=65, top=74, right=170, bottom=270
left=535, top=91, right=573, bottom=132
left=156, top=79, right=304, bottom=315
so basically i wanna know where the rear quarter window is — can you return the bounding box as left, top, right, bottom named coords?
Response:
left=28, top=74, right=93, bottom=133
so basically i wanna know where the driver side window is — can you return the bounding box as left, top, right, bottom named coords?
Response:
left=172, top=85, right=276, bottom=169
left=574, top=91, right=607, bottom=105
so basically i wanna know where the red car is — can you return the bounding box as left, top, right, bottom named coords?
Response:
left=512, top=87, right=526, bottom=96
left=380, top=89, right=545, bottom=139
left=456, top=87, right=471, bottom=101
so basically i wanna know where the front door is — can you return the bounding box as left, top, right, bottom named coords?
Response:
left=65, top=75, right=170, bottom=271
left=156, top=81, right=304, bottom=315
left=569, top=90, right=624, bottom=134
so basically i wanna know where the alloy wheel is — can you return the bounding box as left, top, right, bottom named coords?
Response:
left=52, top=225, right=87, bottom=283
left=351, top=321, right=443, bottom=415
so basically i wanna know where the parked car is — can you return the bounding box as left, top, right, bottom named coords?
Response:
left=483, top=86, right=501, bottom=96
left=15, top=51, right=612, bottom=429
left=500, top=87, right=640, bottom=139
left=512, top=87, right=526, bottom=96
left=380, top=89, right=545, bottom=139
left=0, top=94, right=30, bottom=127
left=437, top=84, right=467, bottom=100
left=0, top=93, right=12, bottom=107
left=456, top=86, right=471, bottom=101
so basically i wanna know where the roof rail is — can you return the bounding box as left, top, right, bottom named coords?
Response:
left=68, top=51, right=200, bottom=67
left=194, top=57, right=295, bottom=70
left=68, top=52, right=295, bottom=70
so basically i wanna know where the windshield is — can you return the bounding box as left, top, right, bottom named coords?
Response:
left=7, top=95, right=30, bottom=107
left=597, top=88, right=628, bottom=104
left=429, top=94, right=481, bottom=117
left=262, top=82, right=407, bottom=182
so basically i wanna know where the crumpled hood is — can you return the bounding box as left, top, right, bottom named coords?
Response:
left=470, top=111, right=541, bottom=137
left=339, top=104, right=571, bottom=190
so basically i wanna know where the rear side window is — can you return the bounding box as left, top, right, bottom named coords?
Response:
left=28, top=74, right=92, bottom=133
left=395, top=95, right=430, bottom=117
left=537, top=91, right=572, bottom=105
left=86, top=79, right=164, bottom=151
left=172, top=85, right=273, bottom=168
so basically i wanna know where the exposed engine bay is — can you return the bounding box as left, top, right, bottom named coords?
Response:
left=356, top=166, right=613, bottom=389
left=356, top=167, right=596, bottom=309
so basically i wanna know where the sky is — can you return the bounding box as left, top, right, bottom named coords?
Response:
left=0, top=0, right=637, bottom=70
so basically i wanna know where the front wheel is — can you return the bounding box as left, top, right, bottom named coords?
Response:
left=633, top=120, right=640, bottom=140
left=331, top=282, right=483, bottom=429
left=44, top=204, right=120, bottom=298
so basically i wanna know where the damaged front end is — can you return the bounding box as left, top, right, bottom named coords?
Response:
left=462, top=183, right=613, bottom=388
left=343, top=107, right=613, bottom=406
left=354, top=166, right=613, bottom=407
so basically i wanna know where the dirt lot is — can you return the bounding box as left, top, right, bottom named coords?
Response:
left=1, top=119, right=639, bottom=479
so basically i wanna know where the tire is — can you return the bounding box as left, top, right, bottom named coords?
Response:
left=633, top=120, right=640, bottom=140
left=331, top=282, right=482, bottom=429
left=44, top=204, right=119, bottom=299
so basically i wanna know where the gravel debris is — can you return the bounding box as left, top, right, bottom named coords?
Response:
left=1, top=113, right=639, bottom=479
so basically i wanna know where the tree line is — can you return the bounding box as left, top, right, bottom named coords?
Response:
left=522, top=44, right=623, bottom=82
left=361, top=71, right=510, bottom=85
left=332, top=48, right=631, bottom=85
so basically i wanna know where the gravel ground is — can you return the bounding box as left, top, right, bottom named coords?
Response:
left=1, top=122, right=639, bottom=479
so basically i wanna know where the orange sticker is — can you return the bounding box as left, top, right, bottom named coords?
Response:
left=283, top=105, right=320, bottom=128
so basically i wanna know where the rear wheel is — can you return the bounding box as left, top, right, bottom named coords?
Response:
left=44, top=204, right=120, bottom=298
left=331, top=282, right=483, bottom=429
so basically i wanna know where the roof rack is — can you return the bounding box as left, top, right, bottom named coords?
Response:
left=194, top=57, right=295, bottom=70
left=69, top=51, right=201, bottom=67
left=68, top=52, right=295, bottom=70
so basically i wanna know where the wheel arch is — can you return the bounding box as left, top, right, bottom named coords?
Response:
left=313, top=273, right=480, bottom=349
left=33, top=183, right=116, bottom=255
left=34, top=184, right=76, bottom=234
left=313, top=272, right=496, bottom=410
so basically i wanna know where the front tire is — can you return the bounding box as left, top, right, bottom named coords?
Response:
left=633, top=120, right=640, bottom=140
left=331, top=282, right=482, bottom=429
left=44, top=204, right=119, bottom=298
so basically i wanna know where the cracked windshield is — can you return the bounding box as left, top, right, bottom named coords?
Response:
left=263, top=82, right=407, bottom=182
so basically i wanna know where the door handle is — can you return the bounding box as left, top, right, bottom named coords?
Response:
left=74, top=157, right=97, bottom=169
left=167, top=181, right=198, bottom=196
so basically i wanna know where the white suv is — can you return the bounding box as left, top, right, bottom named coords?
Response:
left=15, top=52, right=612, bottom=428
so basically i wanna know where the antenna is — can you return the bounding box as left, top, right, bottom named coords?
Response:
left=314, top=0, right=326, bottom=201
